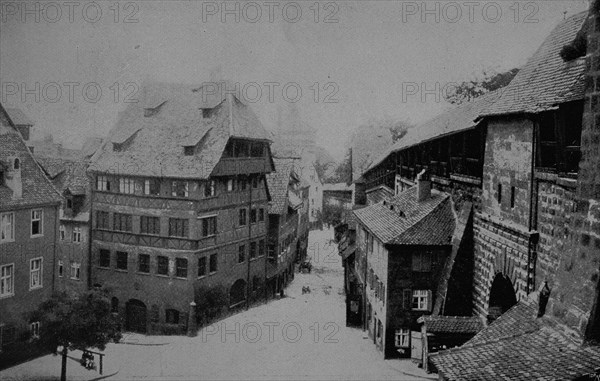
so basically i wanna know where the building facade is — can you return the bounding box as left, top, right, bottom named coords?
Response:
left=89, top=83, right=274, bottom=334
left=37, top=158, right=91, bottom=295
left=0, top=104, right=62, bottom=358
left=265, top=158, right=304, bottom=297
left=353, top=175, right=461, bottom=359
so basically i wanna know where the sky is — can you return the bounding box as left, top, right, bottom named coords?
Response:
left=0, top=0, right=590, bottom=159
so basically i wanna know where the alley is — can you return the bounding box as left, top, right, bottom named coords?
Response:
left=2, top=229, right=434, bottom=381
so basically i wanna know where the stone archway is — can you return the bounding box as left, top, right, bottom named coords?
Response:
left=488, top=273, right=517, bottom=321
left=125, top=299, right=147, bottom=333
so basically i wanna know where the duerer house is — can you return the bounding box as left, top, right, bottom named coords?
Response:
left=89, top=83, right=274, bottom=334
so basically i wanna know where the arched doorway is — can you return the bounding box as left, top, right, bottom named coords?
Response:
left=125, top=299, right=147, bottom=333
left=230, top=279, right=246, bottom=307
left=488, top=274, right=517, bottom=321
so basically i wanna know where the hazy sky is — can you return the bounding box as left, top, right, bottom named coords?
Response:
left=0, top=0, right=590, bottom=159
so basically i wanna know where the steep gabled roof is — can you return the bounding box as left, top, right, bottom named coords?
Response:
left=354, top=187, right=455, bottom=246
left=266, top=158, right=297, bottom=215
left=90, top=82, right=272, bottom=179
left=0, top=104, right=62, bottom=210
left=483, top=11, right=588, bottom=116
left=36, top=157, right=91, bottom=213
left=430, top=297, right=600, bottom=380
left=5, top=107, right=33, bottom=126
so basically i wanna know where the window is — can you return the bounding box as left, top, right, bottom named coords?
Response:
left=511, top=186, right=516, bottom=208
left=72, top=227, right=82, bottom=243
left=166, top=309, right=180, bottom=324
left=201, top=108, right=211, bottom=119
left=70, top=262, right=81, bottom=280
left=31, top=209, right=43, bottom=236
left=175, top=258, right=188, bottom=278
left=412, top=252, right=432, bottom=272
left=99, top=249, right=110, bottom=268
left=250, top=142, right=264, bottom=157
left=402, top=289, right=412, bottom=310
left=1, top=212, right=14, bottom=242
left=209, top=253, right=217, bottom=273
left=258, top=208, right=265, bottom=222
left=1, top=264, right=14, bottom=297
left=30, top=258, right=42, bottom=289
left=250, top=209, right=257, bottom=223
left=171, top=181, right=189, bottom=197
left=96, top=211, right=109, bottom=229
left=198, top=257, right=207, bottom=278
left=239, top=209, right=247, bottom=226
left=59, top=225, right=65, bottom=241
left=30, top=322, right=40, bottom=338
left=138, top=254, right=150, bottom=273
left=252, top=176, right=259, bottom=188
left=497, top=183, right=502, bottom=204
left=97, top=175, right=110, bottom=191
left=116, top=251, right=128, bottom=271
left=58, top=260, right=63, bottom=277
left=118, top=178, right=135, bottom=194
left=239, top=178, right=247, bottom=191
left=66, top=198, right=72, bottom=209
left=227, top=179, right=234, bottom=192
left=113, top=213, right=132, bottom=232
left=144, top=179, right=160, bottom=196
left=169, top=218, right=188, bottom=238
left=157, top=256, right=169, bottom=275
left=204, top=180, right=216, bottom=197
left=395, top=329, right=410, bottom=348
left=13, top=158, right=20, bottom=170
left=258, top=239, right=265, bottom=257
left=412, top=290, right=431, bottom=311
left=140, top=216, right=160, bottom=235
left=238, top=245, right=246, bottom=263
left=250, top=241, right=257, bottom=259
left=200, top=216, right=217, bottom=237
left=184, top=146, right=195, bottom=156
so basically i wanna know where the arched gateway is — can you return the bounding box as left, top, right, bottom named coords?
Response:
left=488, top=273, right=517, bottom=321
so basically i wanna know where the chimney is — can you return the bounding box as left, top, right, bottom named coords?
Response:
left=416, top=169, right=431, bottom=202
left=5, top=156, right=23, bottom=199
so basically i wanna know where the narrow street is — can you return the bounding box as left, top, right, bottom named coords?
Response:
left=2, top=228, right=435, bottom=381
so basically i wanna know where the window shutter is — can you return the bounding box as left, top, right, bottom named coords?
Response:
left=403, top=289, right=412, bottom=310
left=427, top=290, right=433, bottom=311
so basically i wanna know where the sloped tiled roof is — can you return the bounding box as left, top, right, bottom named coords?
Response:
left=353, top=187, right=455, bottom=246
left=37, top=157, right=90, bottom=195
left=266, top=158, right=297, bottom=215
left=368, top=91, right=498, bottom=174
left=0, top=104, right=62, bottom=210
left=430, top=298, right=600, bottom=380
left=5, top=107, right=33, bottom=126
left=90, top=82, right=272, bottom=179
left=483, top=11, right=588, bottom=116
left=418, top=315, right=485, bottom=335
left=366, top=184, right=395, bottom=205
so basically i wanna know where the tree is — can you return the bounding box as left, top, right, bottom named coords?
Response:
left=445, top=67, right=519, bottom=105
left=31, top=289, right=122, bottom=381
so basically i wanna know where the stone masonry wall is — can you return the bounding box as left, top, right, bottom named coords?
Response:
left=547, top=6, right=600, bottom=340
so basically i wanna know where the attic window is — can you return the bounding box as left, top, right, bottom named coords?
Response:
left=184, top=146, right=195, bottom=156
left=113, top=143, right=124, bottom=152
left=144, top=101, right=166, bottom=117
left=13, top=158, right=20, bottom=170
left=201, top=108, right=212, bottom=119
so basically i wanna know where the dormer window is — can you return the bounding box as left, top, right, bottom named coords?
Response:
left=113, top=143, right=123, bottom=152
left=201, top=108, right=212, bottom=119
left=184, top=146, right=195, bottom=156
left=13, top=158, right=20, bottom=170
left=144, top=101, right=166, bottom=117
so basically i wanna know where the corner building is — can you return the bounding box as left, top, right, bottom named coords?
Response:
left=89, top=83, right=274, bottom=334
